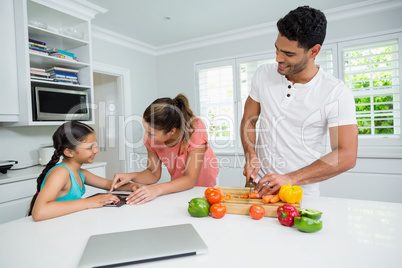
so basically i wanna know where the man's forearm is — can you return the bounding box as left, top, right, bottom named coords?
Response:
left=240, top=118, right=257, bottom=157
left=288, top=147, right=357, bottom=185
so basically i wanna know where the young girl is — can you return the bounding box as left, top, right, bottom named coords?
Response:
left=110, top=94, right=219, bottom=205
left=28, top=121, right=137, bottom=221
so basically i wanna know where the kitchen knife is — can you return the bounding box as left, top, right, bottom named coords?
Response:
left=248, top=178, right=253, bottom=203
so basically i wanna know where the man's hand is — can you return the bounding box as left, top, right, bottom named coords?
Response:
left=243, top=153, right=261, bottom=186
left=254, top=173, right=293, bottom=197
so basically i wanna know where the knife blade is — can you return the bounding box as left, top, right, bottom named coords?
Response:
left=248, top=178, right=253, bottom=203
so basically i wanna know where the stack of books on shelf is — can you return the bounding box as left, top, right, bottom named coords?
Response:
left=29, top=39, right=49, bottom=56
left=30, top=67, right=53, bottom=82
left=46, top=67, right=79, bottom=84
left=47, top=48, right=78, bottom=62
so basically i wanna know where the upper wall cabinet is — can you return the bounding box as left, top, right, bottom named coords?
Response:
left=6, top=0, right=106, bottom=126
left=0, top=0, right=19, bottom=122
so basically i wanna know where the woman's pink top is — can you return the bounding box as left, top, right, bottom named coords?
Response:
left=144, top=118, right=219, bottom=187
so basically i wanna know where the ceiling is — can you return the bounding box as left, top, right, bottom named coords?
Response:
left=85, top=0, right=368, bottom=47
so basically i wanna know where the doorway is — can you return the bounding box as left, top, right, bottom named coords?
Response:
left=93, top=73, right=122, bottom=179
left=92, top=62, right=132, bottom=180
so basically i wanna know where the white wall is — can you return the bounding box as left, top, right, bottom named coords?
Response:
left=91, top=39, right=158, bottom=146
left=0, top=126, right=57, bottom=167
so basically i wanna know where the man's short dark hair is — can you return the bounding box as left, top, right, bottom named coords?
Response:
left=277, top=6, right=327, bottom=51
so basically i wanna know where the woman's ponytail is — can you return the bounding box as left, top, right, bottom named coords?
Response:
left=173, top=94, right=196, bottom=149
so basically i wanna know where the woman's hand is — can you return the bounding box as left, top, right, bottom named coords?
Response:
left=110, top=173, right=133, bottom=192
left=87, top=194, right=120, bottom=208
left=125, top=185, right=162, bottom=205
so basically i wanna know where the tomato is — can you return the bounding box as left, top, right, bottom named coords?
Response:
left=210, top=203, right=226, bottom=219
left=216, top=187, right=224, bottom=196
left=204, top=187, right=219, bottom=197
left=249, top=204, right=265, bottom=220
left=206, top=191, right=221, bottom=205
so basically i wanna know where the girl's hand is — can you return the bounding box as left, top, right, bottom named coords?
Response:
left=126, top=185, right=161, bottom=205
left=87, top=194, right=120, bottom=208
left=110, top=173, right=133, bottom=192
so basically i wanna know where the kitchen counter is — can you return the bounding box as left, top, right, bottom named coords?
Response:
left=0, top=162, right=107, bottom=185
left=0, top=187, right=400, bottom=267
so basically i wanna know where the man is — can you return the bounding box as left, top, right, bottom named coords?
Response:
left=240, top=6, right=358, bottom=197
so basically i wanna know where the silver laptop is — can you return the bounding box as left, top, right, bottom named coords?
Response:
left=77, top=224, right=208, bottom=268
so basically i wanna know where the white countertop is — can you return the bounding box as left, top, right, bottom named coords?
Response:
left=0, top=187, right=400, bottom=268
left=0, top=162, right=107, bottom=185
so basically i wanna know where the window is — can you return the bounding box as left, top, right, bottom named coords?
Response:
left=316, top=45, right=336, bottom=76
left=339, top=35, right=400, bottom=139
left=196, top=32, right=402, bottom=150
left=196, top=56, right=275, bottom=148
left=197, top=61, right=235, bottom=147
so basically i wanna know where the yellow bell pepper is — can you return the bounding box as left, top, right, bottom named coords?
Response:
left=279, top=185, right=303, bottom=204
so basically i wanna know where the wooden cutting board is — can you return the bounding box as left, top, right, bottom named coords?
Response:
left=220, top=186, right=301, bottom=218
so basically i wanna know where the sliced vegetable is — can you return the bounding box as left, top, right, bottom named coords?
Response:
left=262, top=195, right=274, bottom=204
left=299, top=208, right=323, bottom=220
left=269, top=194, right=280, bottom=203
left=249, top=192, right=260, bottom=199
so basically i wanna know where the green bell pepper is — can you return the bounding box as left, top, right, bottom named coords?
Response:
left=299, top=208, right=323, bottom=220
left=294, top=217, right=322, bottom=233
left=188, top=198, right=210, bottom=217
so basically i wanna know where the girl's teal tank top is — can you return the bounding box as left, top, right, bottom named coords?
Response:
left=40, top=164, right=86, bottom=201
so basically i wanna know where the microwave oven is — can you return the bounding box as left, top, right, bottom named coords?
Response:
left=32, top=86, right=90, bottom=121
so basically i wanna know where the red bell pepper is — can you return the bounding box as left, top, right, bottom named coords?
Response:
left=277, top=204, right=300, bottom=226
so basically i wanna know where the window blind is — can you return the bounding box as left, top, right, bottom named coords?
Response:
left=198, top=65, right=235, bottom=140
left=343, top=39, right=400, bottom=136
left=239, top=58, right=275, bottom=115
left=316, top=48, right=334, bottom=75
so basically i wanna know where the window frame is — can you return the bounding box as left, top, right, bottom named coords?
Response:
left=234, top=53, right=277, bottom=147
left=195, top=59, right=237, bottom=149
left=337, top=32, right=402, bottom=146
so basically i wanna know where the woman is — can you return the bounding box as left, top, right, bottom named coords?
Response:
left=110, top=94, right=219, bottom=205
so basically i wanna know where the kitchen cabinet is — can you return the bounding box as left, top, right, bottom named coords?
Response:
left=6, top=0, right=103, bottom=126
left=0, top=0, right=19, bottom=122
left=0, top=162, right=106, bottom=224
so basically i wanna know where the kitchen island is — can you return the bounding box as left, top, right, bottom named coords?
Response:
left=0, top=187, right=400, bottom=267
